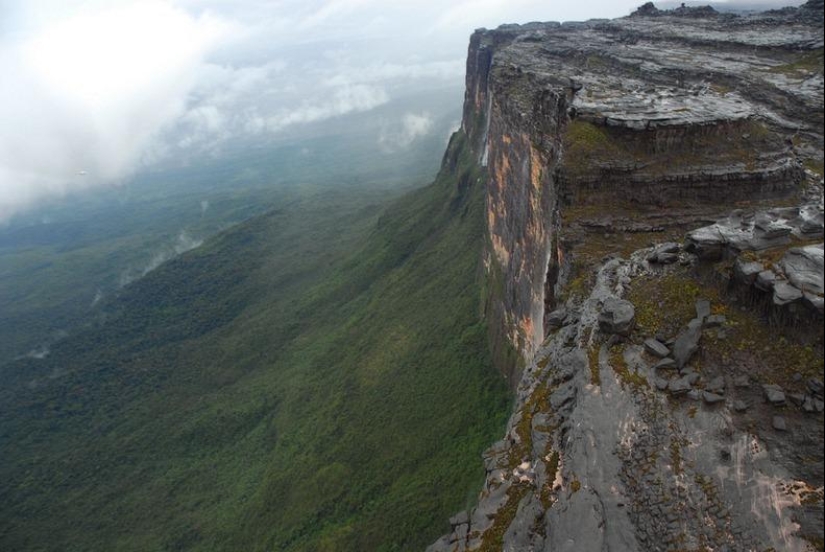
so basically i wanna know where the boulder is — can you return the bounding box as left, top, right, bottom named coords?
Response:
left=733, top=400, right=749, bottom=412
left=646, top=243, right=680, bottom=264
left=763, top=384, right=786, bottom=405
left=781, top=245, right=824, bottom=296
left=653, top=358, right=677, bottom=371
left=673, top=319, right=702, bottom=369
left=772, top=281, right=803, bottom=306
left=668, top=376, right=693, bottom=395
left=703, top=391, right=725, bottom=404
left=598, top=298, right=636, bottom=336
left=685, top=226, right=726, bottom=261
left=772, top=416, right=787, bottom=432
left=733, top=259, right=763, bottom=286
left=754, top=270, right=777, bottom=292
left=644, top=338, right=670, bottom=358
left=752, top=213, right=792, bottom=249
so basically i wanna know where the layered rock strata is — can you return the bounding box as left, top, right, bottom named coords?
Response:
left=467, top=0, right=822, bottom=383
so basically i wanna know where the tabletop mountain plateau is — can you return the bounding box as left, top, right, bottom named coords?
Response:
left=428, top=1, right=824, bottom=551
left=1, top=2, right=823, bottom=552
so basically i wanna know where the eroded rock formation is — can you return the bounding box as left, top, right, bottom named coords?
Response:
left=430, top=2, right=823, bottom=550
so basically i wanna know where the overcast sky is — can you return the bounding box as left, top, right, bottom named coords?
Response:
left=0, top=0, right=806, bottom=221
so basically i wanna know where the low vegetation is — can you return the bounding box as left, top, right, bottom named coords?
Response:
left=628, top=266, right=823, bottom=390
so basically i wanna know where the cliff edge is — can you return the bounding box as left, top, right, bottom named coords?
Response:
left=430, top=2, right=823, bottom=550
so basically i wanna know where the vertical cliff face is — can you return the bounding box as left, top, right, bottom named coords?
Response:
left=464, top=27, right=571, bottom=384
left=429, top=3, right=823, bottom=550
left=465, top=3, right=821, bottom=385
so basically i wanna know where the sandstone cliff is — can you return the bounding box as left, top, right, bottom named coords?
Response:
left=430, top=2, right=823, bottom=550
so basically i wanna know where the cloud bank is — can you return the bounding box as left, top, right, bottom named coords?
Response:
left=0, top=1, right=233, bottom=220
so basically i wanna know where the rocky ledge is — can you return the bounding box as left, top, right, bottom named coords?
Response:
left=429, top=204, right=824, bottom=551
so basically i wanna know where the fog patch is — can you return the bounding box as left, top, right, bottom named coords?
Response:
left=25, top=345, right=50, bottom=359
left=378, top=112, right=434, bottom=152
left=250, top=84, right=390, bottom=134
left=91, top=288, right=104, bottom=307
left=120, top=230, right=203, bottom=286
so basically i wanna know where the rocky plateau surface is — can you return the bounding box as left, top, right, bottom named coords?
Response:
left=431, top=2, right=823, bottom=551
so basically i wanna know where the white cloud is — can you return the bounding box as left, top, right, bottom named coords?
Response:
left=0, top=0, right=234, bottom=221
left=379, top=112, right=435, bottom=152
left=264, top=84, right=390, bottom=132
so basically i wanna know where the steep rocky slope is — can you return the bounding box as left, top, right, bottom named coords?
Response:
left=431, top=2, right=823, bottom=551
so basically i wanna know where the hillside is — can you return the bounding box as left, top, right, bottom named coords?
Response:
left=0, top=133, right=508, bottom=551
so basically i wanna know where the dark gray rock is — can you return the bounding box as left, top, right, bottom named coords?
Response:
left=668, top=376, right=693, bottom=395
left=733, top=375, right=750, bottom=388
left=789, top=393, right=806, bottom=406
left=673, top=319, right=702, bottom=369
left=703, top=391, right=725, bottom=404
left=753, top=213, right=792, bottom=249
left=799, top=208, right=824, bottom=235
left=705, top=376, right=725, bottom=394
left=598, top=298, right=636, bottom=336
left=705, top=314, right=726, bottom=328
left=763, top=384, right=786, bottom=405
left=781, top=245, right=824, bottom=296
left=772, top=416, right=787, bottom=431
left=654, top=377, right=669, bottom=391
left=733, top=400, right=749, bottom=412
left=653, top=358, right=677, bottom=371
left=755, top=270, right=777, bottom=292
left=773, top=281, right=803, bottom=306
left=647, top=242, right=681, bottom=264
left=644, top=338, right=670, bottom=358
left=733, top=259, right=764, bottom=286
